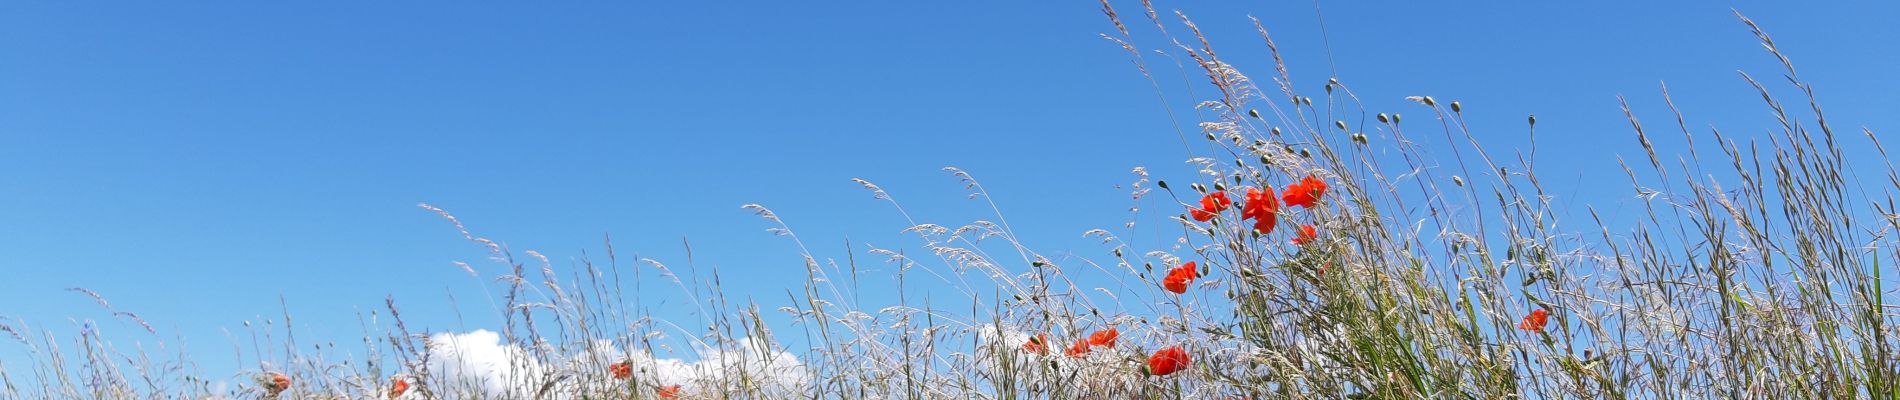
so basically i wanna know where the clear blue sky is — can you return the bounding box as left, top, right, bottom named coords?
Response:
left=2, top=0, right=1895, bottom=377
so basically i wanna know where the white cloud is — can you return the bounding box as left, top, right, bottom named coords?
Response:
left=426, top=330, right=546, bottom=397
left=423, top=330, right=808, bottom=398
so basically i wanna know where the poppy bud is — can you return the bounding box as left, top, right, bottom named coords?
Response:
left=1352, top=133, right=1368, bottom=145
left=1528, top=114, right=1537, bottom=126
left=1422, top=96, right=1436, bottom=106
left=1299, top=149, right=1311, bottom=158
left=1206, top=132, right=1217, bottom=141
left=1393, top=113, right=1402, bottom=123
left=1248, top=109, right=1260, bottom=118
left=1450, top=101, right=1462, bottom=113
left=1453, top=176, right=1465, bottom=187
left=1324, top=83, right=1333, bottom=94
left=1157, top=180, right=1169, bottom=190
left=1213, top=182, right=1226, bottom=191
left=1270, top=127, right=1282, bottom=136
left=1377, top=113, right=1389, bottom=123
left=1258, top=155, right=1270, bottom=165
left=1334, top=121, right=1347, bottom=130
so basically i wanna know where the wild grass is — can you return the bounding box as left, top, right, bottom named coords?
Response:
left=3, top=2, right=1896, bottom=399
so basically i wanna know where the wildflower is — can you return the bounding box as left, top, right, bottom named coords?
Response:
left=610, top=361, right=633, bottom=380
left=1163, top=262, right=1198, bottom=294
left=1283, top=175, right=1328, bottom=208
left=658, top=384, right=683, bottom=399
left=1242, top=187, right=1279, bottom=234
left=1066, top=338, right=1091, bottom=358
left=388, top=376, right=410, bottom=399
left=1190, top=192, right=1233, bottom=222
left=1022, top=333, right=1048, bottom=354
left=1145, top=346, right=1191, bottom=376
left=260, top=372, right=291, bottom=396
left=1519, top=309, right=1551, bottom=333
left=1291, top=224, right=1317, bottom=246
left=1087, top=328, right=1119, bottom=348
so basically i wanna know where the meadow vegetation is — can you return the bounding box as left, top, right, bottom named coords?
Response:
left=3, top=2, right=1896, bottom=399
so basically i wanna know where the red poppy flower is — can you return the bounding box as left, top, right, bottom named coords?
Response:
left=1291, top=224, right=1317, bottom=246
left=1519, top=309, right=1551, bottom=333
left=609, top=361, right=633, bottom=380
left=1163, top=262, right=1199, bottom=294
left=1087, top=328, right=1119, bottom=348
left=658, top=385, right=683, bottom=399
left=1065, top=338, right=1091, bottom=358
left=263, top=372, right=291, bottom=394
left=1283, top=175, right=1328, bottom=209
left=1189, top=192, right=1232, bottom=222
left=1022, top=333, right=1049, bottom=354
left=1242, top=187, right=1279, bottom=234
left=1145, top=346, right=1191, bottom=376
left=388, top=377, right=410, bottom=399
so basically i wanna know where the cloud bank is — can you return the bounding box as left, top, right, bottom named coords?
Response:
left=422, top=330, right=808, bottom=398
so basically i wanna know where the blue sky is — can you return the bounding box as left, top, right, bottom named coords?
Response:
left=2, top=0, right=1896, bottom=378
